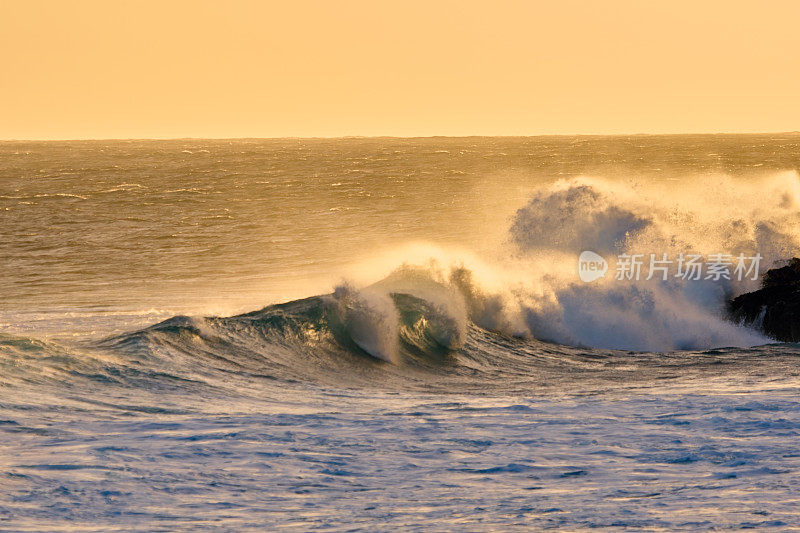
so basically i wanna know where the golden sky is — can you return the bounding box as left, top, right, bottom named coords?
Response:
left=2, top=0, right=799, bottom=139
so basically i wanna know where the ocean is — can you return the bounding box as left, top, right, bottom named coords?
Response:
left=2, top=135, right=800, bottom=530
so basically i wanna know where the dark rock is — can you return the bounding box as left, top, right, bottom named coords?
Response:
left=728, top=258, right=800, bottom=342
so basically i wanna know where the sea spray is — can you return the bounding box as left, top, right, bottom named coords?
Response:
left=330, top=284, right=400, bottom=363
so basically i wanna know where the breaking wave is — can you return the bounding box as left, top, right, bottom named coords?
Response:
left=314, top=171, right=800, bottom=353
left=4, top=170, right=800, bottom=395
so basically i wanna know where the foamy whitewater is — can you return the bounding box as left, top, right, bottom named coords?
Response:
left=3, top=136, right=800, bottom=530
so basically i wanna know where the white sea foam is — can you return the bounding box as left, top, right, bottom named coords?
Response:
left=341, top=171, right=800, bottom=351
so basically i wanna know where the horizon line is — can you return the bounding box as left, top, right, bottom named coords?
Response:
left=2, top=130, right=800, bottom=142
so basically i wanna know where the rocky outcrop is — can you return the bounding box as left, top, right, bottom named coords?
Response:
left=728, top=258, right=800, bottom=342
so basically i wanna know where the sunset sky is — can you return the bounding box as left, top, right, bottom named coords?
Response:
left=2, top=0, right=799, bottom=139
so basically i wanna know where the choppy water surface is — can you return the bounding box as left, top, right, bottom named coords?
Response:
left=2, top=135, right=800, bottom=530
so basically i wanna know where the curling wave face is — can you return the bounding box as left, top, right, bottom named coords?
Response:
left=2, top=284, right=798, bottom=402
left=2, top=247, right=795, bottom=400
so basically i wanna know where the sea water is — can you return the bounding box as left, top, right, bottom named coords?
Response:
left=2, top=135, right=800, bottom=530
